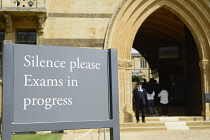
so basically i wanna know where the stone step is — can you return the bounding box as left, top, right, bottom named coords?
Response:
left=120, top=127, right=167, bottom=132
left=120, top=116, right=210, bottom=131
left=120, top=122, right=210, bottom=131
left=134, top=107, right=188, bottom=116
left=187, top=121, right=210, bottom=126
left=121, top=121, right=210, bottom=128
left=135, top=116, right=204, bottom=122
left=145, top=106, right=188, bottom=116
left=120, top=126, right=210, bottom=132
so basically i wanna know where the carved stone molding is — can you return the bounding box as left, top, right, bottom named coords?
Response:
left=118, top=59, right=133, bottom=70
left=37, top=14, right=45, bottom=33
left=4, top=13, right=13, bottom=32
left=104, top=0, right=128, bottom=49
left=1, top=14, right=46, bottom=33
left=13, top=17, right=37, bottom=22
left=1, top=16, right=37, bottom=23
left=199, top=60, right=210, bottom=70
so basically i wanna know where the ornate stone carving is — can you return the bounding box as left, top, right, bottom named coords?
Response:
left=104, top=0, right=128, bottom=49
left=4, top=13, right=13, bottom=32
left=118, top=59, right=133, bottom=69
left=199, top=60, right=210, bottom=70
left=37, top=14, right=45, bottom=33
left=1, top=14, right=46, bottom=33
left=13, top=17, right=37, bottom=22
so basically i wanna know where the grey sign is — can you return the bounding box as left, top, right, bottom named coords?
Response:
left=2, top=42, right=120, bottom=140
left=205, top=94, right=210, bottom=103
left=13, top=44, right=109, bottom=123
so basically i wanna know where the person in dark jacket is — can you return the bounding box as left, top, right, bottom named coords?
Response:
left=133, top=81, right=147, bottom=123
left=142, top=78, right=149, bottom=92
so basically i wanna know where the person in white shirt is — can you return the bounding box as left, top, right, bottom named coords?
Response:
left=158, top=88, right=169, bottom=116
left=147, top=91, right=157, bottom=116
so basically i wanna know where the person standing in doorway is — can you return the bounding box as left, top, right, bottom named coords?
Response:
left=142, top=78, right=149, bottom=92
left=158, top=87, right=169, bottom=116
left=147, top=89, right=157, bottom=116
left=133, top=81, right=147, bottom=123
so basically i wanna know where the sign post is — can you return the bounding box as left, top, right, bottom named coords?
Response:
left=2, top=41, right=120, bottom=140
left=204, top=93, right=210, bottom=121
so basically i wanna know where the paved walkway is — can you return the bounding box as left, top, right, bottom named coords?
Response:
left=61, top=129, right=210, bottom=140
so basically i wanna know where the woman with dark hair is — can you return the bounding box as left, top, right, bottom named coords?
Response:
left=158, top=88, right=169, bottom=116
left=147, top=89, right=157, bottom=116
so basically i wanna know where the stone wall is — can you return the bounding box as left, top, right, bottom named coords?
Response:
left=39, top=0, right=120, bottom=48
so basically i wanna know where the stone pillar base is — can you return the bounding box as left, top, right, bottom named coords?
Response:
left=205, top=110, right=210, bottom=120
left=119, top=104, right=136, bottom=122
left=119, top=111, right=135, bottom=123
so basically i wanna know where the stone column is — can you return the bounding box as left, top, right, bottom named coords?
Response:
left=37, top=13, right=46, bottom=45
left=4, top=13, right=14, bottom=41
left=118, top=59, right=135, bottom=122
left=199, top=60, right=210, bottom=120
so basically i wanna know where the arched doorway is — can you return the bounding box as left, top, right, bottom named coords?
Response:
left=105, top=0, right=210, bottom=122
left=133, top=8, right=202, bottom=116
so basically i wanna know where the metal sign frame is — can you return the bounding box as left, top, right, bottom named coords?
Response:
left=2, top=41, right=120, bottom=140
left=204, top=93, right=210, bottom=103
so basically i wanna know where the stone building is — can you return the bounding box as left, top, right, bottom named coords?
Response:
left=131, top=51, right=152, bottom=82
left=0, top=0, right=210, bottom=122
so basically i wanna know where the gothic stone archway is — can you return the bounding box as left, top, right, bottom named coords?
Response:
left=104, top=0, right=210, bottom=122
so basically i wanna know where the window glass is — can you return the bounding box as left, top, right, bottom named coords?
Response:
left=140, top=59, right=147, bottom=68
left=16, top=31, right=37, bottom=44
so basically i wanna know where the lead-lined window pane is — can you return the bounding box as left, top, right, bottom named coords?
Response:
left=16, top=31, right=37, bottom=44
